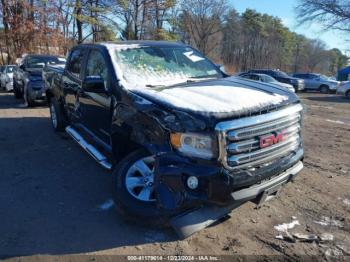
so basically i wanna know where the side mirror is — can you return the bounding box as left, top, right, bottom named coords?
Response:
left=82, top=76, right=106, bottom=93
left=19, top=64, right=25, bottom=70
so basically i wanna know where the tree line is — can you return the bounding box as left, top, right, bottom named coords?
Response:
left=0, top=0, right=348, bottom=76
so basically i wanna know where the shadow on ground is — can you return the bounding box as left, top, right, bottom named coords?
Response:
left=0, top=92, right=176, bottom=257
left=305, top=94, right=350, bottom=104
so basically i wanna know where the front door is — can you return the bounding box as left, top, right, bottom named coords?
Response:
left=79, top=49, right=111, bottom=144
left=62, top=48, right=86, bottom=121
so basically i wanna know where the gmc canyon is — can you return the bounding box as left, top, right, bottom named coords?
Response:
left=44, top=41, right=304, bottom=238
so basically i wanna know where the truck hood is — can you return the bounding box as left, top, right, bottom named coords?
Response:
left=131, top=77, right=299, bottom=119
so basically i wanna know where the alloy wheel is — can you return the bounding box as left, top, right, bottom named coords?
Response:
left=125, top=156, right=156, bottom=202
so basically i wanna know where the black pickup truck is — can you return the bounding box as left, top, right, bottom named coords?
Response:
left=43, top=41, right=304, bottom=238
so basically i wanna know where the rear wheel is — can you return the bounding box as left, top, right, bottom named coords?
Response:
left=25, top=91, right=35, bottom=107
left=112, top=149, right=174, bottom=227
left=13, top=82, right=22, bottom=99
left=346, top=90, right=350, bottom=99
left=320, top=85, right=329, bottom=94
left=49, top=97, right=67, bottom=131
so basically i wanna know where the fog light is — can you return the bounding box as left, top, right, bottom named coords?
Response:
left=187, top=176, right=198, bottom=189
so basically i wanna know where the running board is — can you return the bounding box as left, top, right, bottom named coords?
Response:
left=65, top=126, right=112, bottom=170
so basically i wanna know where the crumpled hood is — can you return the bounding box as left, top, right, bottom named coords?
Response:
left=131, top=76, right=299, bottom=119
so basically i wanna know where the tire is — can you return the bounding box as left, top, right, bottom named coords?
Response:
left=26, top=91, right=35, bottom=107
left=49, top=97, right=67, bottom=131
left=13, top=82, right=22, bottom=99
left=320, top=85, right=329, bottom=94
left=346, top=90, right=350, bottom=100
left=112, top=149, right=174, bottom=227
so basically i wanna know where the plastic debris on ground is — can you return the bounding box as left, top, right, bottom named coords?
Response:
left=319, top=233, right=334, bottom=242
left=292, top=233, right=318, bottom=242
left=313, top=216, right=344, bottom=228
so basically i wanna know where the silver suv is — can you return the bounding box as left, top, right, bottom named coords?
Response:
left=293, top=73, right=339, bottom=93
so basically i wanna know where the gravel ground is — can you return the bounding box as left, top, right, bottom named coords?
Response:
left=0, top=91, right=349, bottom=260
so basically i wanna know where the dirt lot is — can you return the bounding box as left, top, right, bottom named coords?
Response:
left=0, top=91, right=349, bottom=260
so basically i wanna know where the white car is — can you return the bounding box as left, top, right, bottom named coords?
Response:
left=0, top=65, right=16, bottom=91
left=337, top=81, right=350, bottom=99
left=239, top=73, right=295, bottom=93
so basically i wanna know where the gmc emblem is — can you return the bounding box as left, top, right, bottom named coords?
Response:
left=260, top=131, right=286, bottom=149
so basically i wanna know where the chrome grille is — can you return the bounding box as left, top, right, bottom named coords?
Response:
left=215, top=104, right=303, bottom=170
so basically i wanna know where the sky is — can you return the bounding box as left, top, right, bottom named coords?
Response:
left=229, top=0, right=348, bottom=54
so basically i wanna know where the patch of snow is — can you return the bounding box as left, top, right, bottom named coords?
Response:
left=135, top=85, right=289, bottom=114
left=325, top=247, right=343, bottom=257
left=343, top=198, right=350, bottom=206
left=274, top=219, right=300, bottom=232
left=320, top=233, right=334, bottom=242
left=98, top=199, right=114, bottom=211
left=314, top=216, right=343, bottom=228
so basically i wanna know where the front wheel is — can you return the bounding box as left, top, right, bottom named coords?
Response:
left=346, top=90, right=350, bottom=99
left=320, top=85, right=329, bottom=94
left=112, top=149, right=174, bottom=227
left=13, top=82, right=23, bottom=99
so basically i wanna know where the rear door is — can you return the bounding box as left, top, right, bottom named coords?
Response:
left=79, top=48, right=111, bottom=144
left=62, top=47, right=86, bottom=121
left=307, top=74, right=320, bottom=90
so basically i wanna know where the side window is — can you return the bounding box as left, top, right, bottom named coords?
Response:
left=67, top=49, right=84, bottom=79
left=250, top=75, right=260, bottom=81
left=85, top=50, right=108, bottom=88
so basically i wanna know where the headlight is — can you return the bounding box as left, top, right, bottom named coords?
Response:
left=170, top=133, right=214, bottom=159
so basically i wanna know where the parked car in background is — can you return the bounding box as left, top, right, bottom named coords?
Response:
left=13, top=55, right=66, bottom=106
left=337, top=81, right=350, bottom=99
left=248, top=69, right=305, bottom=92
left=0, top=66, right=5, bottom=84
left=43, top=41, right=304, bottom=238
left=0, top=65, right=17, bottom=91
left=239, top=73, right=295, bottom=93
left=292, top=73, right=339, bottom=93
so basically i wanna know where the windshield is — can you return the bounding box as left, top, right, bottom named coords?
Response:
left=319, top=75, right=330, bottom=81
left=7, top=66, right=15, bottom=73
left=113, top=46, right=221, bottom=87
left=262, top=74, right=278, bottom=83
left=275, top=71, right=289, bottom=77
left=27, top=57, right=65, bottom=69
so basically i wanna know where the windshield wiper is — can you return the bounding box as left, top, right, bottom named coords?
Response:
left=146, top=84, right=166, bottom=88
left=188, top=75, right=218, bottom=80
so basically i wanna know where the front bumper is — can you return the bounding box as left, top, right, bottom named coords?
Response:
left=28, top=81, right=46, bottom=100
left=169, top=160, right=304, bottom=239
left=5, top=81, right=13, bottom=91
left=156, top=147, right=304, bottom=209
left=292, top=82, right=305, bottom=91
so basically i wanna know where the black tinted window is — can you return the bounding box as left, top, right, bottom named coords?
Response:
left=67, top=49, right=84, bottom=78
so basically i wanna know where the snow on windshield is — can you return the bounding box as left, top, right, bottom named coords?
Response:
left=109, top=45, right=220, bottom=89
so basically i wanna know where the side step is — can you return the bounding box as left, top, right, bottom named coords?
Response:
left=65, top=126, right=112, bottom=170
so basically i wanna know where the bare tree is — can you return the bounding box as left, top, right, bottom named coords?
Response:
left=296, top=0, right=350, bottom=32
left=179, top=0, right=227, bottom=56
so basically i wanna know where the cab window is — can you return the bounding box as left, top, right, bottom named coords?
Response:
left=67, top=49, right=85, bottom=79
left=85, top=50, right=108, bottom=88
